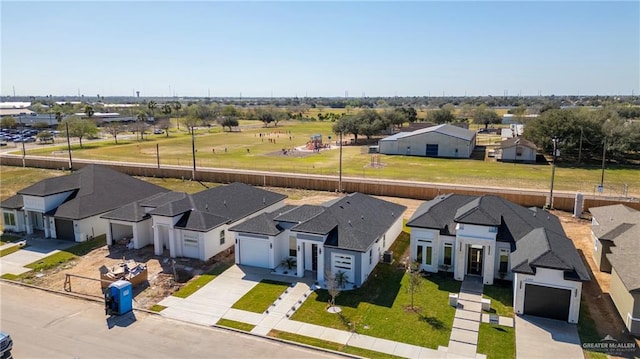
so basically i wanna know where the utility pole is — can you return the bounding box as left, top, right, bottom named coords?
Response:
left=156, top=143, right=160, bottom=168
left=578, top=127, right=583, bottom=165
left=339, top=131, right=343, bottom=192
left=66, top=122, right=73, bottom=170
left=599, top=137, right=607, bottom=192
left=549, top=137, right=559, bottom=209
left=191, top=127, right=196, bottom=179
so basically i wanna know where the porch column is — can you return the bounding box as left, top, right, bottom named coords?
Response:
left=131, top=223, right=138, bottom=249
left=153, top=225, right=162, bottom=256
left=168, top=228, right=177, bottom=258
left=25, top=211, right=33, bottom=235
left=106, top=222, right=113, bottom=246
left=43, top=215, right=51, bottom=238
left=296, top=240, right=304, bottom=278
left=317, top=245, right=325, bottom=283
left=483, top=244, right=495, bottom=285
left=454, top=241, right=465, bottom=281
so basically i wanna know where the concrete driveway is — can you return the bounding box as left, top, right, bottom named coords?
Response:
left=0, top=237, right=75, bottom=275
left=516, top=315, right=584, bottom=359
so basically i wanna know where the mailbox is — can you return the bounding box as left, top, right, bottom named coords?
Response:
left=105, top=280, right=133, bottom=315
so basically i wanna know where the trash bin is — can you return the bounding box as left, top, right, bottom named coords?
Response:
left=105, top=280, right=133, bottom=316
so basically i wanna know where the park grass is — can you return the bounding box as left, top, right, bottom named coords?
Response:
left=290, top=232, right=459, bottom=349
left=216, top=318, right=256, bottom=332
left=268, top=330, right=404, bottom=359
left=0, top=244, right=22, bottom=257
left=25, top=236, right=106, bottom=272
left=149, top=304, right=167, bottom=312
left=483, top=280, right=514, bottom=318
left=15, top=120, right=639, bottom=195
left=477, top=323, right=516, bottom=359
left=172, top=261, right=232, bottom=298
left=0, top=166, right=68, bottom=201
left=231, top=279, right=291, bottom=313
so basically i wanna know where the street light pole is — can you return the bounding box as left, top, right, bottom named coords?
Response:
left=548, top=137, right=559, bottom=209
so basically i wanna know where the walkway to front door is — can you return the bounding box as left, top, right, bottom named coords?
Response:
left=443, top=276, right=484, bottom=358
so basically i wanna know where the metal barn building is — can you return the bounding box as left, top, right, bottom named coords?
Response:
left=378, top=124, right=476, bottom=158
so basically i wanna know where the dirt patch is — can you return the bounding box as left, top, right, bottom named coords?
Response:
left=553, top=210, right=640, bottom=354
left=25, top=243, right=233, bottom=309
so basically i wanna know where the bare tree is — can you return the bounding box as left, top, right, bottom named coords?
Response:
left=407, top=261, right=422, bottom=311
left=103, top=121, right=125, bottom=144
left=325, top=269, right=340, bottom=311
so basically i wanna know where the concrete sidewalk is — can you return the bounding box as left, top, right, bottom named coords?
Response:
left=0, top=237, right=74, bottom=276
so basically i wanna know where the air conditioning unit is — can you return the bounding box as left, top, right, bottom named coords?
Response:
left=383, top=251, right=393, bottom=264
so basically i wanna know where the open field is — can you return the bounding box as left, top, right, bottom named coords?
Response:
left=10, top=120, right=639, bottom=196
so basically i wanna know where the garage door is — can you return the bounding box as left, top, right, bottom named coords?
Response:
left=239, top=238, right=270, bottom=268
left=54, top=218, right=75, bottom=241
left=524, top=284, right=571, bottom=321
left=426, top=144, right=439, bottom=157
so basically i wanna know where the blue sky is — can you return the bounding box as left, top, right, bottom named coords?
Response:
left=2, top=1, right=638, bottom=97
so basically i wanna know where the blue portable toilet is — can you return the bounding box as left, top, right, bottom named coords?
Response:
left=105, top=280, right=133, bottom=315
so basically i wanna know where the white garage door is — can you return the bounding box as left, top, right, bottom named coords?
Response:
left=331, top=253, right=355, bottom=283
left=182, top=234, right=200, bottom=259
left=239, top=238, right=270, bottom=268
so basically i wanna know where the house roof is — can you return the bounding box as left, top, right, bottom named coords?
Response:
left=380, top=124, right=475, bottom=142
left=407, top=193, right=589, bottom=281
left=148, top=182, right=287, bottom=232
left=273, top=204, right=325, bottom=223
left=499, top=137, right=537, bottom=150
left=101, top=192, right=172, bottom=222
left=229, top=205, right=297, bottom=236
left=592, top=204, right=640, bottom=291
left=0, top=194, right=23, bottom=209
left=292, top=193, right=406, bottom=252
left=14, top=165, right=168, bottom=220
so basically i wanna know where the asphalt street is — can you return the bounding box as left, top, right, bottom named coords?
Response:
left=0, top=282, right=344, bottom=359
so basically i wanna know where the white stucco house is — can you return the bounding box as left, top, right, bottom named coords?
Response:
left=407, top=194, right=590, bottom=323
left=1, top=165, right=167, bottom=242
left=229, top=193, right=406, bottom=287
left=496, top=137, right=537, bottom=163
left=378, top=124, right=476, bottom=158
left=102, top=182, right=287, bottom=261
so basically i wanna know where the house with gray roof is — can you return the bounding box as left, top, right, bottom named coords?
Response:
left=496, top=137, right=537, bottom=163
left=407, top=194, right=589, bottom=323
left=102, top=182, right=287, bottom=261
left=0, top=165, right=167, bottom=242
left=230, top=193, right=406, bottom=287
left=378, top=124, right=476, bottom=158
left=590, top=204, right=640, bottom=335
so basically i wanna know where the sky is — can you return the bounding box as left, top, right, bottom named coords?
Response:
left=1, top=1, right=639, bottom=97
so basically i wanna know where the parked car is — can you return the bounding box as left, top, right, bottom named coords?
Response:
left=0, top=332, right=12, bottom=359
left=153, top=129, right=164, bottom=134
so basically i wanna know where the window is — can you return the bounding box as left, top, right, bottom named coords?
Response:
left=383, top=235, right=386, bottom=249
left=3, top=212, right=15, bottom=226
left=499, top=249, right=509, bottom=273
left=369, top=249, right=373, bottom=265
left=184, top=238, right=198, bottom=247
left=219, top=230, right=225, bottom=245
left=489, top=227, right=497, bottom=233
left=417, top=245, right=423, bottom=264
left=289, top=236, right=297, bottom=257
left=443, top=244, right=453, bottom=266
left=516, top=146, right=523, bottom=156
left=425, top=246, right=433, bottom=265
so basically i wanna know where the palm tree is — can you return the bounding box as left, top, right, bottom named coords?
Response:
left=147, top=100, right=157, bottom=120
left=136, top=111, right=148, bottom=141
left=161, top=104, right=172, bottom=137
left=172, top=101, right=182, bottom=130
left=55, top=111, right=63, bottom=123
left=84, top=105, right=95, bottom=119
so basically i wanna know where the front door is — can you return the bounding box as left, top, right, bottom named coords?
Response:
left=312, top=244, right=318, bottom=271
left=467, top=246, right=483, bottom=275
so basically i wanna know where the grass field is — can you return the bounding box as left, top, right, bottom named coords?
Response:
left=13, top=119, right=639, bottom=196
left=231, top=279, right=291, bottom=313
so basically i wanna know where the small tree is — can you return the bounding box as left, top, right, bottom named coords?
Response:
left=1, top=116, right=17, bottom=129
left=103, top=121, right=124, bottom=144
left=61, top=116, right=98, bottom=148
left=325, top=269, right=341, bottom=311
left=407, top=261, right=422, bottom=311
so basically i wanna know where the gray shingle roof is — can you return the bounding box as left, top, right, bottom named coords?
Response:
left=0, top=194, right=23, bottom=209
left=607, top=251, right=640, bottom=292
left=407, top=193, right=589, bottom=281
left=229, top=205, right=297, bottom=236
left=292, top=193, right=406, bottom=252
left=148, top=182, right=287, bottom=232
left=273, top=205, right=325, bottom=223
left=13, top=165, right=168, bottom=220
left=499, top=137, right=537, bottom=149
left=101, top=192, right=172, bottom=222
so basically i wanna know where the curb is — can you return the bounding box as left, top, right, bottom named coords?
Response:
left=0, top=278, right=361, bottom=358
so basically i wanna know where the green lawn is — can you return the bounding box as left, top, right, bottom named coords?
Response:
left=269, top=330, right=404, bottom=359
left=291, top=232, right=460, bottom=349
left=172, top=261, right=232, bottom=298
left=25, top=236, right=106, bottom=272
left=577, top=299, right=608, bottom=359
left=216, top=318, right=256, bottom=332
left=477, top=323, right=516, bottom=359
left=483, top=280, right=514, bottom=318
left=231, top=279, right=291, bottom=313
left=0, top=244, right=22, bottom=257
left=14, top=119, right=639, bottom=196
left=149, top=304, right=167, bottom=312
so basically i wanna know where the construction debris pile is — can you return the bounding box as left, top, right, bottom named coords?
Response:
left=100, top=258, right=148, bottom=288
